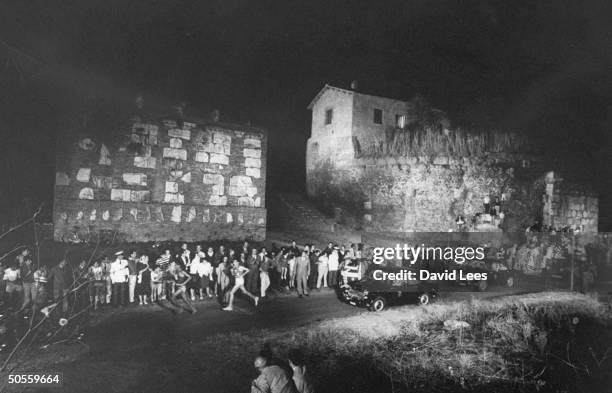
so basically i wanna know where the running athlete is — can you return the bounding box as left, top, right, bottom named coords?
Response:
left=169, top=266, right=197, bottom=314
left=222, top=259, right=259, bottom=311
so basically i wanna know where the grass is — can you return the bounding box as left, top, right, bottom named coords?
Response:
left=196, top=292, right=611, bottom=393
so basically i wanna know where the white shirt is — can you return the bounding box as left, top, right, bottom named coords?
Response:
left=110, top=259, right=129, bottom=283
left=328, top=251, right=339, bottom=271
left=189, top=255, right=201, bottom=275
left=197, top=261, right=213, bottom=277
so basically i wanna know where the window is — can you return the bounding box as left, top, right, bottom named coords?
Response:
left=325, top=108, right=333, bottom=125
left=373, top=109, right=383, bottom=124
left=395, top=114, right=406, bottom=129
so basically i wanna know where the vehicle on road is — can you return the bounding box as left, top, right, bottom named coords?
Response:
left=341, top=264, right=438, bottom=312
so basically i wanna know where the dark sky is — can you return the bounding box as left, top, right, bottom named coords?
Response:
left=0, top=0, right=611, bottom=227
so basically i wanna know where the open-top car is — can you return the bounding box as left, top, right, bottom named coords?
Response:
left=341, top=264, right=438, bottom=311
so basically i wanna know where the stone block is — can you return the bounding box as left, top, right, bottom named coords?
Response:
left=163, top=148, right=187, bottom=160
left=203, top=173, right=224, bottom=187
left=254, top=197, right=261, bottom=207
left=165, top=181, right=178, bottom=193
left=168, top=128, right=191, bottom=140
left=56, top=172, right=70, bottom=186
left=226, top=213, right=233, bottom=223
left=246, top=167, right=261, bottom=178
left=195, top=152, right=209, bottom=163
left=164, top=193, right=184, bottom=204
left=230, top=175, right=252, bottom=187
left=79, top=188, right=94, bottom=200
left=202, top=209, right=210, bottom=223
left=169, top=137, right=183, bottom=148
left=134, top=156, right=156, bottom=169
left=213, top=132, right=231, bottom=145
left=171, top=206, right=182, bottom=223
left=111, top=189, right=131, bottom=201
left=130, top=190, right=150, bottom=202
left=228, top=186, right=246, bottom=196
left=238, top=197, right=254, bottom=207
left=212, top=184, right=224, bottom=196
left=245, top=158, right=261, bottom=168
left=210, top=153, right=229, bottom=165
left=129, top=207, right=138, bottom=221
left=122, top=173, right=147, bottom=186
left=246, top=186, right=258, bottom=197
left=244, top=137, right=261, bottom=148
left=243, top=148, right=261, bottom=158
left=76, top=168, right=91, bottom=182
left=102, top=210, right=110, bottom=221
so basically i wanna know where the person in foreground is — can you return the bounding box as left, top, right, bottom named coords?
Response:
left=251, top=349, right=296, bottom=393
left=288, top=349, right=315, bottom=393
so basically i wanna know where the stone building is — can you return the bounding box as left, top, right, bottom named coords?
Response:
left=54, top=109, right=267, bottom=242
left=306, top=84, right=598, bottom=233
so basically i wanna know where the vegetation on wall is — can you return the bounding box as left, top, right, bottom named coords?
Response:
left=358, top=126, right=532, bottom=159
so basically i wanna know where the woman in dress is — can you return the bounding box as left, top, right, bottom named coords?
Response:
left=136, top=255, right=151, bottom=305
left=216, top=255, right=231, bottom=304
left=222, top=259, right=259, bottom=311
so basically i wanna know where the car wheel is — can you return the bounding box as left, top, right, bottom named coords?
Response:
left=370, top=297, right=387, bottom=312
left=506, top=276, right=514, bottom=288
left=418, top=293, right=430, bottom=306
left=476, top=280, right=488, bottom=292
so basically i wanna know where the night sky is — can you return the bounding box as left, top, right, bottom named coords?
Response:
left=0, top=0, right=610, bottom=228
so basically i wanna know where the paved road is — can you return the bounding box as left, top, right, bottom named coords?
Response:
left=20, top=284, right=538, bottom=393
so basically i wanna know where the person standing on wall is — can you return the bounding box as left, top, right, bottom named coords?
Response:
left=127, top=250, right=139, bottom=304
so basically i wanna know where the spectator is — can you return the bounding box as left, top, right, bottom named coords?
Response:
left=33, top=265, right=48, bottom=308
left=259, top=248, right=271, bottom=298
left=316, top=252, right=328, bottom=289
left=295, top=250, right=310, bottom=298
left=110, top=251, right=129, bottom=307
left=136, top=255, right=151, bottom=305
left=88, top=259, right=105, bottom=310
left=288, top=349, right=315, bottom=393
left=101, top=255, right=112, bottom=304
left=327, top=247, right=340, bottom=287
left=20, top=257, right=36, bottom=311
left=198, top=252, right=213, bottom=299
left=3, top=260, right=22, bottom=310
left=150, top=266, right=163, bottom=302
left=250, top=349, right=296, bottom=393
left=188, top=249, right=202, bottom=301
left=48, top=259, right=71, bottom=313
left=246, top=248, right=260, bottom=295
left=307, top=247, right=319, bottom=290
left=127, top=250, right=139, bottom=304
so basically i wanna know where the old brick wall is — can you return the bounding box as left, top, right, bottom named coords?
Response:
left=53, top=116, right=267, bottom=242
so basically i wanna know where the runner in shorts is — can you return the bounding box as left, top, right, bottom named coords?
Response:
left=222, top=259, right=259, bottom=311
left=169, top=265, right=196, bottom=314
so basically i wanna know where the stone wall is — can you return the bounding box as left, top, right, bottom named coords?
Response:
left=543, top=172, right=598, bottom=232
left=53, top=116, right=267, bottom=242
left=307, top=153, right=548, bottom=233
